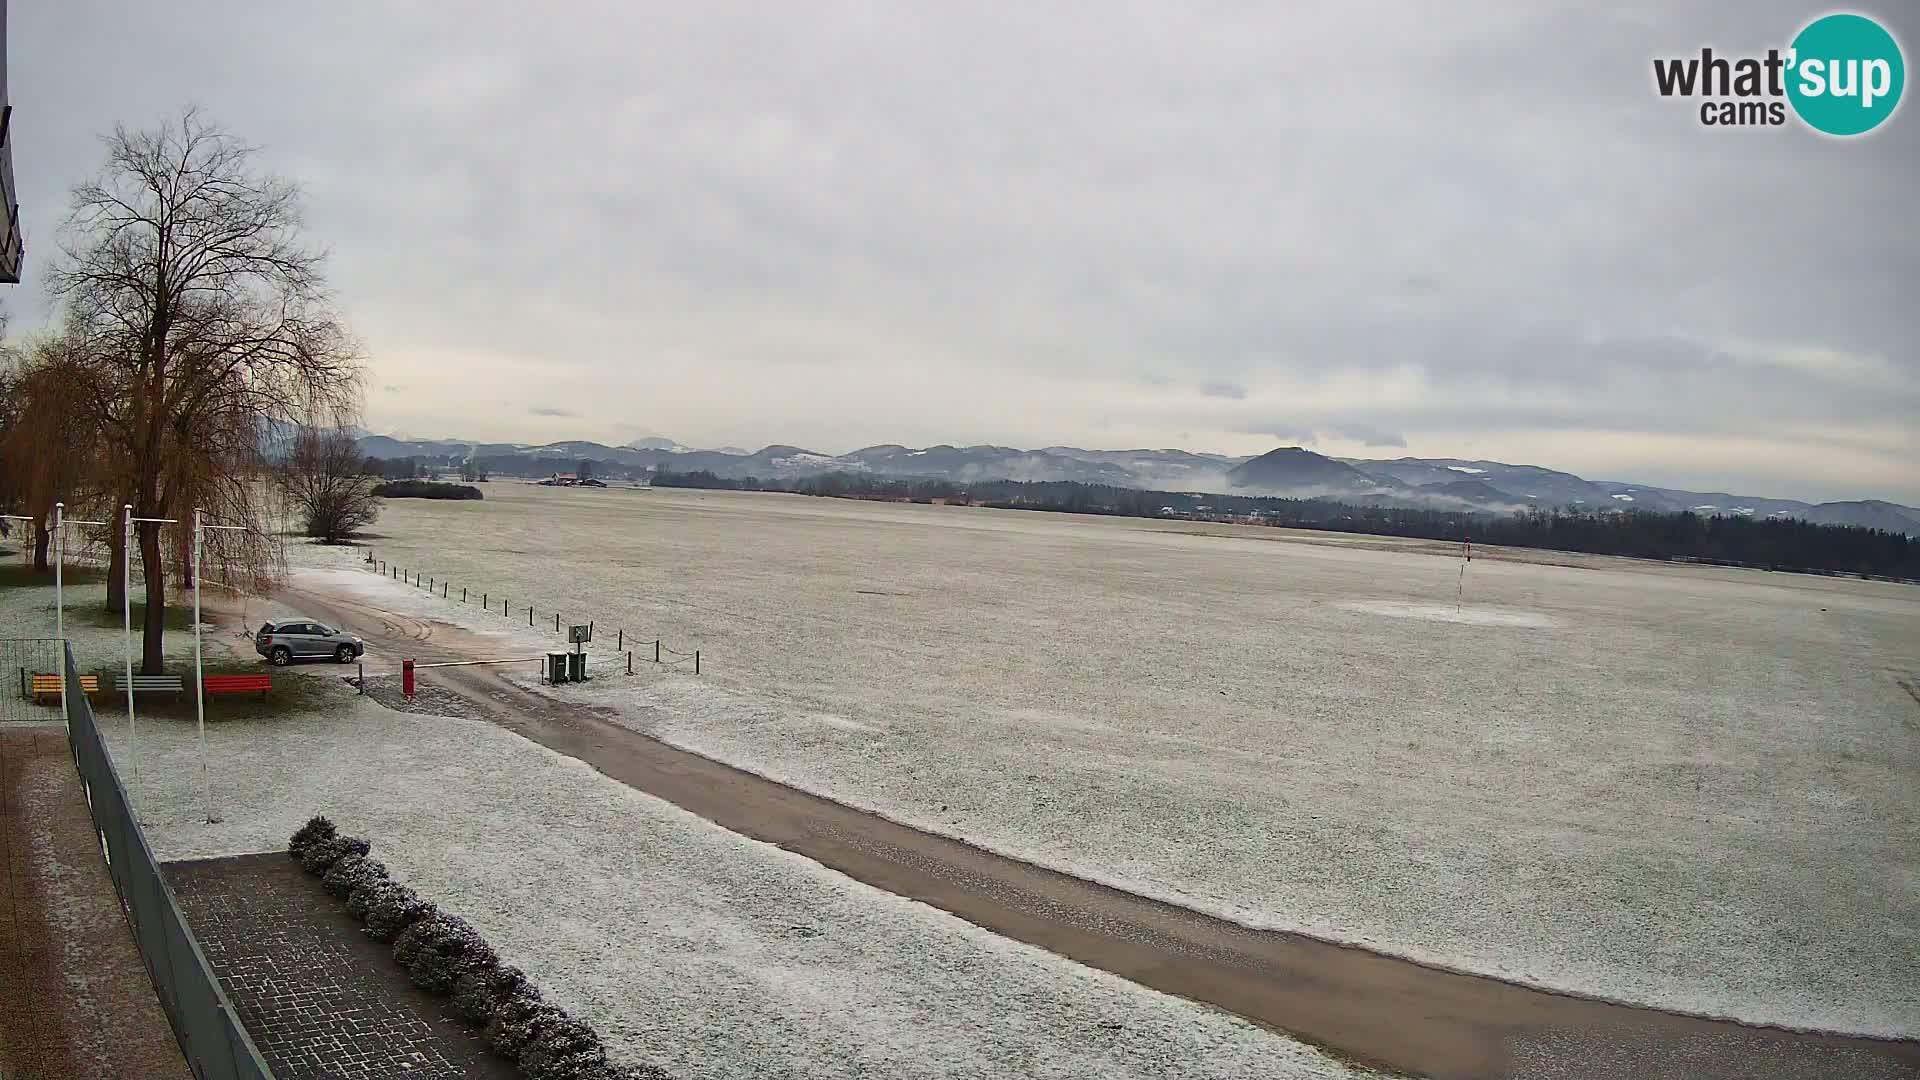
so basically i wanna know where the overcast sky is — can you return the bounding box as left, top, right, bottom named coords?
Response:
left=10, top=1, right=1917, bottom=503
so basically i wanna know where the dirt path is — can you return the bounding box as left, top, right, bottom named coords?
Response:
left=279, top=581, right=1920, bottom=1080
left=0, top=724, right=191, bottom=1080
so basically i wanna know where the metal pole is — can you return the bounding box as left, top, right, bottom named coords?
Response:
left=53, top=504, right=66, bottom=729
left=655, top=639, right=660, bottom=664
left=124, top=506, right=135, bottom=790
left=52, top=503, right=63, bottom=649
left=695, top=650, right=700, bottom=675
left=194, top=508, right=209, bottom=823
left=617, top=629, right=623, bottom=650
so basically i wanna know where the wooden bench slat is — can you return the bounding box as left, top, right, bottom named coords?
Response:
left=203, top=674, right=273, bottom=694
left=29, top=675, right=100, bottom=701
left=115, top=675, right=186, bottom=692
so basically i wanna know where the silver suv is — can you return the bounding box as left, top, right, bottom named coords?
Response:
left=255, top=620, right=365, bottom=666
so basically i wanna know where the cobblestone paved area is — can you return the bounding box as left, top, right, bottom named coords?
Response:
left=0, top=723, right=189, bottom=1079
left=167, top=852, right=516, bottom=1080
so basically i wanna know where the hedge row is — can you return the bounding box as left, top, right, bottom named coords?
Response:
left=289, top=816, right=665, bottom=1080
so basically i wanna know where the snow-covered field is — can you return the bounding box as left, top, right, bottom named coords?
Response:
left=325, top=485, right=1920, bottom=1037
left=86, top=679, right=1357, bottom=1080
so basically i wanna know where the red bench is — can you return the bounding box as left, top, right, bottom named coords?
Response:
left=203, top=674, right=272, bottom=698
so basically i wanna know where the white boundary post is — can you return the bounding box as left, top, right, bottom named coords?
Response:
left=194, top=507, right=206, bottom=822
left=123, top=506, right=133, bottom=783
left=52, top=503, right=63, bottom=668
left=49, top=506, right=109, bottom=729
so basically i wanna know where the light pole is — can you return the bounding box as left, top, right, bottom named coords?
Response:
left=193, top=508, right=249, bottom=824
left=49, top=504, right=108, bottom=729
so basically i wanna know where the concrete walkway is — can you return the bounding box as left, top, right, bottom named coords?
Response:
left=0, top=723, right=189, bottom=1079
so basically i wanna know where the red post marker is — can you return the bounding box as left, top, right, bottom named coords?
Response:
left=403, top=658, right=415, bottom=699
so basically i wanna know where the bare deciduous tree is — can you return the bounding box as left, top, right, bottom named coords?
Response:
left=276, top=426, right=381, bottom=544
left=50, top=108, right=360, bottom=672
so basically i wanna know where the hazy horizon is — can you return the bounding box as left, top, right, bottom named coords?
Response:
left=365, top=423, right=1920, bottom=507
left=10, top=1, right=1916, bottom=504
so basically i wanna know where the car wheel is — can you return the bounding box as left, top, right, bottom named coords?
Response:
left=336, top=645, right=356, bottom=664
left=271, top=646, right=292, bottom=666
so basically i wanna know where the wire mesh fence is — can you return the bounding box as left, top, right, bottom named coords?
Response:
left=1, top=637, right=67, bottom=722
left=367, top=552, right=704, bottom=676
left=64, top=644, right=277, bottom=1080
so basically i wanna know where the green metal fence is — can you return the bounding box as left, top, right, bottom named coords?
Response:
left=63, top=643, right=276, bottom=1080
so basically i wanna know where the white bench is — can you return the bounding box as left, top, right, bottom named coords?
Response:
left=115, top=673, right=186, bottom=698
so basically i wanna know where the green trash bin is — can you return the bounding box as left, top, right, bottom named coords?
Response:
left=545, top=651, right=569, bottom=684
left=566, top=650, right=587, bottom=683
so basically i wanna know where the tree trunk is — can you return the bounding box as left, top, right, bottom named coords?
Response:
left=33, top=525, right=50, bottom=572
left=106, top=524, right=127, bottom=611
left=139, top=520, right=167, bottom=675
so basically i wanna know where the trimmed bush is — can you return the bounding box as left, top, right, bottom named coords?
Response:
left=395, top=912, right=498, bottom=993
left=322, top=853, right=388, bottom=901
left=453, top=964, right=530, bottom=1026
left=299, top=833, right=370, bottom=876
left=485, top=991, right=565, bottom=1061
left=519, top=1014, right=607, bottom=1080
left=345, top=877, right=400, bottom=922
left=288, top=815, right=337, bottom=860
left=365, top=884, right=435, bottom=943
left=291, top=816, right=662, bottom=1079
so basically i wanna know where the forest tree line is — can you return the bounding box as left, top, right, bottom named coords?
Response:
left=651, top=470, right=1920, bottom=579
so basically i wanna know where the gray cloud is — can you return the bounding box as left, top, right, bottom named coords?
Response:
left=530, top=406, right=579, bottom=418
left=1200, top=381, right=1247, bottom=401
left=1254, top=423, right=1407, bottom=449
left=10, top=0, right=1916, bottom=503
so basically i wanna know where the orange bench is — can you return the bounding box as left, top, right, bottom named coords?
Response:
left=29, top=674, right=100, bottom=703
left=203, top=674, right=272, bottom=698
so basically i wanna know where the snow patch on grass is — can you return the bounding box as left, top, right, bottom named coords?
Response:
left=1335, top=600, right=1559, bottom=627
left=101, top=685, right=1361, bottom=1080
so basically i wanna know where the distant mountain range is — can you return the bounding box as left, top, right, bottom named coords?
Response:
left=355, top=433, right=1920, bottom=535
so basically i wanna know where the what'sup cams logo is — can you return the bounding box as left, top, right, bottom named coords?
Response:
left=1654, top=12, right=1904, bottom=135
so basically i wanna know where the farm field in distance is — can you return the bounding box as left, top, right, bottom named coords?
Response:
left=322, top=481, right=1920, bottom=1037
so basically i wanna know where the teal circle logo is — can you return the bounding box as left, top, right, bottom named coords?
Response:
left=1787, top=13, right=1905, bottom=135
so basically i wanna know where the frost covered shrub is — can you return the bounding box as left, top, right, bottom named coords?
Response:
left=345, top=877, right=400, bottom=922
left=518, top=1013, right=608, bottom=1080
left=452, top=964, right=529, bottom=1026
left=287, top=815, right=336, bottom=860
left=299, top=833, right=369, bottom=876
left=322, top=853, right=388, bottom=900
left=395, top=912, right=497, bottom=993
left=484, top=989, right=563, bottom=1061
left=585, top=1065, right=671, bottom=1080
left=364, top=884, right=435, bottom=943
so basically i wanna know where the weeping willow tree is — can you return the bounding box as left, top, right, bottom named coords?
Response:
left=48, top=108, right=360, bottom=672
left=0, top=334, right=112, bottom=572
